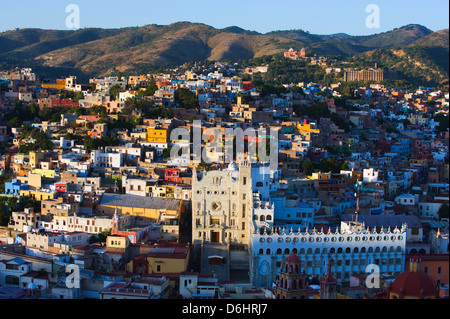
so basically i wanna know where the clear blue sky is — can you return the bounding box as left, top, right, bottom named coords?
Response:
left=0, top=0, right=448, bottom=35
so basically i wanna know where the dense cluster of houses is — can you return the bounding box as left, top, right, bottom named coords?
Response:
left=0, top=62, right=448, bottom=299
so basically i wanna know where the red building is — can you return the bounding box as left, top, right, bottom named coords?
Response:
left=242, top=81, right=255, bottom=92
left=55, top=183, right=67, bottom=193
left=51, top=99, right=79, bottom=108
left=165, top=168, right=180, bottom=184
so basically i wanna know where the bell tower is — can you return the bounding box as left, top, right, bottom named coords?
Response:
left=320, top=260, right=337, bottom=299
left=274, top=253, right=308, bottom=299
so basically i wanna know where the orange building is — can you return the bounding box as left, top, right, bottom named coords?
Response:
left=405, top=254, right=449, bottom=287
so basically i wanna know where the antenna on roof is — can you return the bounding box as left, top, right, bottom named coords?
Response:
left=354, top=182, right=360, bottom=224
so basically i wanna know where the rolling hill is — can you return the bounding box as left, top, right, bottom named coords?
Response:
left=0, top=22, right=447, bottom=79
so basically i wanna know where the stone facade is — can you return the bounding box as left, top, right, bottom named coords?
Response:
left=192, top=162, right=253, bottom=248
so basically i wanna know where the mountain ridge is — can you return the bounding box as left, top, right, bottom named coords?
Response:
left=0, top=22, right=447, bottom=77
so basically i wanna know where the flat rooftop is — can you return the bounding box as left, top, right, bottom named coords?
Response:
left=99, top=193, right=182, bottom=211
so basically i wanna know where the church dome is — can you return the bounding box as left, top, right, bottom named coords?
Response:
left=285, top=252, right=301, bottom=263
left=389, top=257, right=437, bottom=299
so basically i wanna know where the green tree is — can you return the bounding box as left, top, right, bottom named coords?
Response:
left=301, top=160, right=314, bottom=175
left=74, top=91, right=85, bottom=100
left=197, top=160, right=212, bottom=171
left=176, top=88, right=199, bottom=109
left=89, top=228, right=112, bottom=244
left=140, top=76, right=158, bottom=96
left=0, top=196, right=18, bottom=226
left=109, top=84, right=125, bottom=100
left=7, top=117, right=22, bottom=128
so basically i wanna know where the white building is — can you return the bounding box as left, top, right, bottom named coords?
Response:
left=430, top=228, right=449, bottom=254
left=0, top=257, right=32, bottom=286
left=363, top=168, right=379, bottom=183
left=250, top=221, right=407, bottom=288
left=418, top=201, right=445, bottom=219
left=179, top=272, right=219, bottom=299
left=90, top=150, right=123, bottom=169
left=395, top=193, right=419, bottom=206
left=192, top=162, right=253, bottom=248
left=122, top=176, right=148, bottom=197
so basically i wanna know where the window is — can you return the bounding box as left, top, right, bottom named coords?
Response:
left=438, top=267, right=442, bottom=274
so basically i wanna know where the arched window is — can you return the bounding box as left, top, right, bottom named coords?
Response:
left=354, top=247, right=359, bottom=253
left=337, top=248, right=343, bottom=254
left=361, top=247, right=366, bottom=253
left=259, top=249, right=264, bottom=255
left=330, top=248, right=335, bottom=254
left=260, top=215, right=265, bottom=222
left=277, top=248, right=282, bottom=255
left=284, top=248, right=290, bottom=255
left=292, top=248, right=298, bottom=254
left=266, top=215, right=272, bottom=221
left=266, top=248, right=271, bottom=255
left=345, top=247, right=351, bottom=253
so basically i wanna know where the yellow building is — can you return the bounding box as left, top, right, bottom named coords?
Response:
left=29, top=151, right=44, bottom=169
left=147, top=185, right=175, bottom=198
left=126, top=244, right=190, bottom=275
left=147, top=127, right=168, bottom=144
left=310, top=172, right=331, bottom=180
left=106, top=235, right=130, bottom=253
left=20, top=189, right=56, bottom=201
left=297, top=122, right=320, bottom=134
left=40, top=83, right=66, bottom=90
left=32, top=169, right=56, bottom=179
left=98, top=193, right=184, bottom=221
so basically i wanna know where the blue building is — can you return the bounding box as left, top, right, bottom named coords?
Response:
left=4, top=179, right=28, bottom=195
